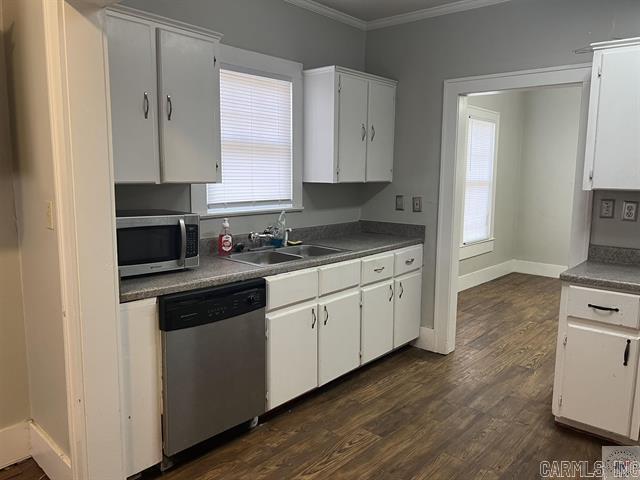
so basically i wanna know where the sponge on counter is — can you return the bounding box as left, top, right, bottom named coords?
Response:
left=286, top=240, right=303, bottom=246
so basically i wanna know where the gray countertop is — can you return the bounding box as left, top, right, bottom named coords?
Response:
left=119, top=233, right=423, bottom=303
left=560, top=261, right=640, bottom=294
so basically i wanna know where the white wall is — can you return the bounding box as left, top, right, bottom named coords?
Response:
left=117, top=0, right=369, bottom=236
left=364, top=0, right=640, bottom=328
left=3, top=0, right=70, bottom=455
left=0, top=0, right=29, bottom=433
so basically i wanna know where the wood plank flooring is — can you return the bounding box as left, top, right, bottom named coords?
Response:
left=0, top=459, right=46, bottom=480
left=9, top=273, right=605, bottom=479
left=155, top=273, right=604, bottom=479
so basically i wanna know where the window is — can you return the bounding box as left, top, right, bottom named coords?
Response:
left=191, top=45, right=303, bottom=217
left=460, top=106, right=499, bottom=259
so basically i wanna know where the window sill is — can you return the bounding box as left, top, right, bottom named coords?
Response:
left=459, top=239, right=494, bottom=260
left=200, top=206, right=304, bottom=220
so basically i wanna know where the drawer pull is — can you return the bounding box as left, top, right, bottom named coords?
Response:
left=588, top=303, right=620, bottom=313
left=624, top=339, right=631, bottom=366
left=405, top=258, right=415, bottom=265
left=374, top=267, right=385, bottom=273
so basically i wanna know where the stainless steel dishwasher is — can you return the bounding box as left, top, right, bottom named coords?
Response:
left=159, top=278, right=266, bottom=463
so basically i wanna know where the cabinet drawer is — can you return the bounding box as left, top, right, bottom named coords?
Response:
left=394, top=245, right=423, bottom=276
left=361, top=253, right=394, bottom=286
left=266, top=269, right=318, bottom=311
left=318, top=260, right=361, bottom=296
left=567, top=285, right=640, bottom=329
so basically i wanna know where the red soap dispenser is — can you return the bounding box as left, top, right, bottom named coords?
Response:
left=218, top=217, right=233, bottom=256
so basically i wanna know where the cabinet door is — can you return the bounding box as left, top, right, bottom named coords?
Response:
left=267, top=302, right=318, bottom=409
left=590, top=46, right=640, bottom=189
left=361, top=280, right=394, bottom=364
left=366, top=81, right=395, bottom=182
left=393, top=271, right=422, bottom=347
left=106, top=15, right=159, bottom=183
left=157, top=29, right=221, bottom=183
left=337, top=73, right=368, bottom=183
left=318, top=290, right=361, bottom=385
left=559, top=323, right=639, bottom=437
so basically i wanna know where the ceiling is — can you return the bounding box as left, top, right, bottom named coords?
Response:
left=311, top=0, right=473, bottom=21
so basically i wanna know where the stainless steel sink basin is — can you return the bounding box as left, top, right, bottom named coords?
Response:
left=278, top=245, right=346, bottom=257
left=228, top=250, right=302, bottom=266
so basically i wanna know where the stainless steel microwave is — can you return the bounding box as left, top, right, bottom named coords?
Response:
left=116, top=210, right=199, bottom=278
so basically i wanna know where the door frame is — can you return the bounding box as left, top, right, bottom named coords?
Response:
left=433, top=63, right=593, bottom=354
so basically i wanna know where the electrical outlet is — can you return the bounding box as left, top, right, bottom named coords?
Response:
left=412, top=196, right=422, bottom=213
left=395, top=195, right=404, bottom=211
left=623, top=201, right=638, bottom=222
left=599, top=199, right=615, bottom=219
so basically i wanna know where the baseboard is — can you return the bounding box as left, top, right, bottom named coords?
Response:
left=513, top=260, right=567, bottom=278
left=0, top=421, right=30, bottom=469
left=413, top=326, right=436, bottom=351
left=458, top=260, right=515, bottom=292
left=30, top=421, right=71, bottom=480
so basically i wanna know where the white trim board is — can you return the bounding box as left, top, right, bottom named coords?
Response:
left=284, top=0, right=511, bottom=31
left=413, top=327, right=437, bottom=352
left=0, top=421, right=30, bottom=469
left=30, top=422, right=72, bottom=480
left=458, top=260, right=568, bottom=292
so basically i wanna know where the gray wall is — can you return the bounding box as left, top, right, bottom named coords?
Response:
left=363, top=0, right=640, bottom=328
left=591, top=190, right=640, bottom=249
left=119, top=0, right=369, bottom=236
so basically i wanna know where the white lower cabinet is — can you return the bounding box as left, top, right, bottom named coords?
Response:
left=393, top=271, right=422, bottom=347
left=267, top=302, right=319, bottom=410
left=318, top=289, right=361, bottom=385
left=558, top=323, right=639, bottom=437
left=361, top=280, right=394, bottom=364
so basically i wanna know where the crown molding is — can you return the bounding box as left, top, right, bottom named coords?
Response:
left=284, top=0, right=511, bottom=31
left=283, top=0, right=367, bottom=30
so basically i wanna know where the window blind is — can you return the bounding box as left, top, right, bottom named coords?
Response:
left=207, top=69, right=293, bottom=213
left=462, top=116, right=497, bottom=245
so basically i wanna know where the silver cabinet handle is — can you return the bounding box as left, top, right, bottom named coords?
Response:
left=178, top=218, right=186, bottom=266
left=388, top=285, right=394, bottom=302
left=324, top=305, right=329, bottom=325
left=361, top=123, right=366, bottom=141
left=371, top=125, right=376, bottom=141
left=374, top=266, right=385, bottom=273
left=399, top=282, right=404, bottom=299
left=143, top=92, right=149, bottom=119
left=167, top=95, right=173, bottom=121
left=405, top=258, right=415, bottom=265
left=311, top=308, right=317, bottom=329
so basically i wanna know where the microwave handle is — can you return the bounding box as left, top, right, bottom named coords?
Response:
left=179, top=218, right=187, bottom=266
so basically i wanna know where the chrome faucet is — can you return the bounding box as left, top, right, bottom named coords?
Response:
left=248, top=226, right=276, bottom=243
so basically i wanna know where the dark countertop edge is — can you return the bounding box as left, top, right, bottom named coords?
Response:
left=119, top=237, right=423, bottom=303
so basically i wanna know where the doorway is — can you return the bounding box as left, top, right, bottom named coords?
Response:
left=433, top=65, right=593, bottom=354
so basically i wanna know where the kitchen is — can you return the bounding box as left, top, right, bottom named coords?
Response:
left=2, top=0, right=640, bottom=479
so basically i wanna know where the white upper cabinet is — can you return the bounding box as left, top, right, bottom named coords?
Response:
left=106, top=14, right=159, bottom=183
left=584, top=38, right=640, bottom=190
left=157, top=29, right=221, bottom=183
left=106, top=8, right=222, bottom=185
left=303, top=66, right=397, bottom=184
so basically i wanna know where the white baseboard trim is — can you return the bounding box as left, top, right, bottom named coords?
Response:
left=30, top=421, right=71, bottom=480
left=0, top=421, right=30, bottom=469
left=458, top=259, right=567, bottom=291
left=513, top=260, right=567, bottom=278
left=413, top=327, right=436, bottom=351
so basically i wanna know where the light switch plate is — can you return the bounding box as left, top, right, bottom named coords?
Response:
left=395, top=195, right=404, bottom=211
left=622, top=201, right=638, bottom=222
left=412, top=196, right=422, bottom=213
left=599, top=199, right=615, bottom=219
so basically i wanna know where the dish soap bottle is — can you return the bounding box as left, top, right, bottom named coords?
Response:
left=218, top=218, right=233, bottom=256
left=274, top=211, right=287, bottom=247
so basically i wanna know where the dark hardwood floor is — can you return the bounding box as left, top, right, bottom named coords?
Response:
left=9, top=273, right=605, bottom=479
left=0, top=459, right=46, bottom=480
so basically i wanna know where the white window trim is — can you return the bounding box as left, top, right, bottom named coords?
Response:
left=460, top=105, right=500, bottom=255
left=191, top=44, right=303, bottom=218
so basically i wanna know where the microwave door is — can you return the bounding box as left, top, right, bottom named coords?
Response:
left=117, top=222, right=183, bottom=277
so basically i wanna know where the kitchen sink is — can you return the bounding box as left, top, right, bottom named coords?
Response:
left=228, top=250, right=302, bottom=266
left=278, top=245, right=346, bottom=257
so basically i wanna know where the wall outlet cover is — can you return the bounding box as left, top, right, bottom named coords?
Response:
left=412, top=196, right=422, bottom=213
left=395, top=195, right=404, bottom=211
left=623, top=201, right=639, bottom=222
left=599, top=198, right=615, bottom=219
